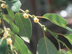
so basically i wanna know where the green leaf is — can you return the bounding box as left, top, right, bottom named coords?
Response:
left=3, top=14, right=19, bottom=34
left=43, top=13, right=67, bottom=28
left=64, top=34, right=72, bottom=45
left=15, top=13, right=32, bottom=43
left=6, top=7, right=15, bottom=21
left=0, top=38, right=7, bottom=54
left=8, top=29, right=28, bottom=54
left=37, top=36, right=57, bottom=54
left=6, top=0, right=21, bottom=12
left=67, top=51, right=71, bottom=54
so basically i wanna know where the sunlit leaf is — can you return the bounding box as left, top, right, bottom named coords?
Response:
left=67, top=51, right=71, bottom=54
left=37, top=36, right=57, bottom=54
left=43, top=13, right=67, bottom=28
left=15, top=13, right=32, bottom=43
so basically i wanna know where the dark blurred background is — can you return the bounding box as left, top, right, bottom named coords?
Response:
left=1, top=0, right=72, bottom=54
left=20, top=0, right=72, bottom=54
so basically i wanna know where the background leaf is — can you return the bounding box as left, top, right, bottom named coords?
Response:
left=3, top=15, right=19, bottom=34
left=43, top=13, right=67, bottom=28
left=0, top=38, right=7, bottom=54
left=6, top=0, right=21, bottom=12
left=8, top=29, right=28, bottom=54
left=37, top=36, right=57, bottom=54
left=15, top=13, right=32, bottom=43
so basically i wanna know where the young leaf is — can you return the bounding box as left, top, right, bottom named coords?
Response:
left=5, top=0, right=21, bottom=12
left=3, top=15, right=19, bottom=34
left=0, top=38, right=7, bottom=54
left=8, top=30, right=28, bottom=54
left=15, top=13, right=32, bottom=43
left=43, top=13, right=67, bottom=28
left=6, top=7, right=15, bottom=21
left=37, top=36, right=57, bottom=54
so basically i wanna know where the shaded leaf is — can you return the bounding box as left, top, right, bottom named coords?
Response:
left=6, top=0, right=21, bottom=12
left=64, top=34, right=72, bottom=45
left=37, top=36, right=57, bottom=54
left=43, top=13, right=67, bottom=28
left=15, top=13, right=32, bottom=43
left=3, top=14, right=19, bottom=34
left=0, top=38, right=7, bottom=54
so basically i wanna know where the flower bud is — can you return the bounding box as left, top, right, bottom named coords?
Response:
left=26, top=9, right=29, bottom=13
left=34, top=17, right=39, bottom=23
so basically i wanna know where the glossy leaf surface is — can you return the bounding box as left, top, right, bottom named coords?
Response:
left=6, top=0, right=21, bottom=12
left=43, top=13, right=67, bottom=28
left=15, top=13, right=32, bottom=43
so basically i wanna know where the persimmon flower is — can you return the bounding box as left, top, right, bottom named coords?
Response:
left=1, top=3, right=6, bottom=9
left=7, top=38, right=12, bottom=45
left=23, top=13, right=29, bottom=19
left=34, top=17, right=39, bottom=23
